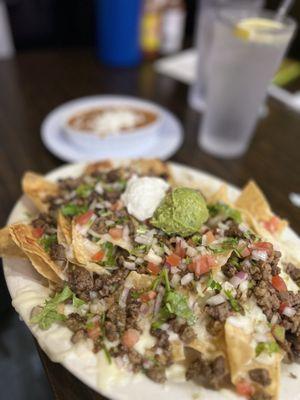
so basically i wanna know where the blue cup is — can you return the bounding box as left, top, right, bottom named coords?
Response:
left=96, top=0, right=142, bottom=67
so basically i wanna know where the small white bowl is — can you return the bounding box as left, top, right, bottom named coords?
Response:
left=62, top=98, right=162, bottom=153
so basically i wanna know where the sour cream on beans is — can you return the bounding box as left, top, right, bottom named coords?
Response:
left=121, top=176, right=169, bottom=221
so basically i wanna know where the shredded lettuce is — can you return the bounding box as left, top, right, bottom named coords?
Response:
left=39, top=234, right=57, bottom=252
left=31, top=286, right=85, bottom=330
left=152, top=269, right=195, bottom=328
left=61, top=203, right=88, bottom=217
left=76, top=184, right=93, bottom=198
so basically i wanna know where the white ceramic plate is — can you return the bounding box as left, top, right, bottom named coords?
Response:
left=41, top=96, right=183, bottom=162
left=3, top=161, right=300, bottom=400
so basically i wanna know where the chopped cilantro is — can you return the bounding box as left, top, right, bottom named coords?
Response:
left=76, top=183, right=93, bottom=198
left=224, top=290, right=243, bottom=313
left=130, top=290, right=141, bottom=299
left=209, top=237, right=241, bottom=256
left=207, top=275, right=222, bottom=292
left=72, top=295, right=86, bottom=308
left=190, top=233, right=202, bottom=245
left=208, top=202, right=242, bottom=223
left=30, top=286, right=73, bottom=330
left=102, top=242, right=116, bottom=267
left=39, top=234, right=57, bottom=252
left=255, top=341, right=280, bottom=357
left=61, top=203, right=88, bottom=217
left=152, top=269, right=195, bottom=328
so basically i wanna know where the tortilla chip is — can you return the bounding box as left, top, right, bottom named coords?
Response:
left=9, top=224, right=63, bottom=283
left=131, top=159, right=174, bottom=182
left=72, top=221, right=99, bottom=264
left=0, top=226, right=26, bottom=258
left=57, top=212, right=72, bottom=246
left=235, top=181, right=271, bottom=221
left=225, top=322, right=281, bottom=399
left=125, top=271, right=155, bottom=290
left=84, top=160, right=113, bottom=175
left=22, top=172, right=59, bottom=212
left=207, top=184, right=230, bottom=204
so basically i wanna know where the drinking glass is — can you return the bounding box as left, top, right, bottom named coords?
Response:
left=199, top=9, right=296, bottom=158
left=189, top=0, right=264, bottom=111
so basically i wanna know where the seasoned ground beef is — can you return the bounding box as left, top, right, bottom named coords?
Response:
left=106, top=169, right=122, bottom=182
left=205, top=302, right=231, bottom=322
left=65, top=313, right=86, bottom=332
left=249, top=368, right=271, bottom=386
left=68, top=266, right=94, bottom=295
left=58, top=177, right=83, bottom=191
left=251, top=391, right=272, bottom=400
left=253, top=281, right=280, bottom=321
left=104, top=321, right=119, bottom=342
left=90, top=217, right=107, bottom=234
left=128, top=349, right=143, bottom=372
left=224, top=221, right=244, bottom=238
left=32, top=213, right=56, bottom=235
left=179, top=326, right=196, bottom=344
left=206, top=319, right=223, bottom=336
left=49, top=243, right=65, bottom=261
left=286, top=263, right=300, bottom=285
left=145, top=366, right=166, bottom=383
left=106, top=304, right=126, bottom=334
left=71, top=329, right=86, bottom=344
left=150, top=329, right=169, bottom=349
left=186, top=354, right=229, bottom=389
left=222, top=261, right=237, bottom=278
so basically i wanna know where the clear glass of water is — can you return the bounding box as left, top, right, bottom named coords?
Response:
left=199, top=9, right=296, bottom=158
left=189, top=0, right=265, bottom=112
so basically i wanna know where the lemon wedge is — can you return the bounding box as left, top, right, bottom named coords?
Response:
left=234, top=18, right=285, bottom=43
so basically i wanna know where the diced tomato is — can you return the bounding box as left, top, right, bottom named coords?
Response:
left=166, top=253, right=181, bottom=267
left=251, top=241, right=273, bottom=256
left=279, top=302, right=288, bottom=314
left=140, top=290, right=157, bottom=303
left=239, top=246, right=251, bottom=258
left=91, top=250, right=105, bottom=262
left=272, top=275, right=287, bottom=292
left=175, top=240, right=186, bottom=258
left=203, top=230, right=215, bottom=245
left=188, top=255, right=215, bottom=277
left=236, top=380, right=254, bottom=397
left=263, top=216, right=281, bottom=234
left=121, top=328, right=140, bottom=348
left=87, top=324, right=101, bottom=341
left=147, top=262, right=161, bottom=275
left=108, top=227, right=123, bottom=239
left=32, top=227, right=44, bottom=238
left=76, top=210, right=94, bottom=225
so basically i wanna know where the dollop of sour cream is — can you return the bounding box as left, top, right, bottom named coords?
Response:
left=121, top=176, right=169, bottom=221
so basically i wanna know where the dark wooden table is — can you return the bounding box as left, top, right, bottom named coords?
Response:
left=0, top=48, right=299, bottom=399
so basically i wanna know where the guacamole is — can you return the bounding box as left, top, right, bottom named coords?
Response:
left=151, top=187, right=209, bottom=237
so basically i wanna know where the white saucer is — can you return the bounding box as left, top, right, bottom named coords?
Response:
left=41, top=96, right=183, bottom=162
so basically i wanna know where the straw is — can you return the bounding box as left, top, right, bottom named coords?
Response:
left=275, top=0, right=295, bottom=20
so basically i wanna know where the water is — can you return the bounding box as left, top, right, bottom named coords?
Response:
left=199, top=13, right=295, bottom=158
left=189, top=0, right=264, bottom=112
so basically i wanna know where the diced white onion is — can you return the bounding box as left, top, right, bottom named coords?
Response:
left=94, top=182, right=103, bottom=194
left=181, top=273, right=194, bottom=286
left=282, top=306, right=296, bottom=318
left=271, top=314, right=279, bottom=325
left=238, top=223, right=248, bottom=233
left=230, top=272, right=248, bottom=288
left=163, top=245, right=172, bottom=255
left=119, top=286, right=130, bottom=308
left=206, top=293, right=226, bottom=306
left=145, top=249, right=162, bottom=265
left=77, top=214, right=97, bottom=235
left=123, top=261, right=136, bottom=270
left=89, top=291, right=98, bottom=300
left=251, top=250, right=268, bottom=262
left=135, top=257, right=144, bottom=265
left=122, top=225, right=130, bottom=242
left=87, top=228, right=102, bottom=239
left=160, top=323, right=170, bottom=331
left=170, top=267, right=179, bottom=274
left=105, top=219, right=115, bottom=226
left=186, top=246, right=198, bottom=257
left=171, top=273, right=181, bottom=287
